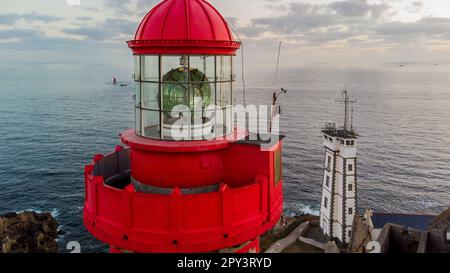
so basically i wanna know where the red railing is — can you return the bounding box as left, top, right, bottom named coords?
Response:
left=83, top=151, right=283, bottom=253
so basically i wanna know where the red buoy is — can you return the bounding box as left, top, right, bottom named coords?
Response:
left=83, top=0, right=283, bottom=253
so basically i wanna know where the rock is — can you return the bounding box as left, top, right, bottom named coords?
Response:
left=348, top=214, right=372, bottom=253
left=427, top=207, right=450, bottom=253
left=0, top=211, right=59, bottom=253
left=260, top=214, right=320, bottom=252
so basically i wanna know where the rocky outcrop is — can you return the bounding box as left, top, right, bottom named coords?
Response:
left=260, top=214, right=320, bottom=252
left=0, top=211, right=60, bottom=253
left=427, top=207, right=450, bottom=253
left=348, top=214, right=372, bottom=253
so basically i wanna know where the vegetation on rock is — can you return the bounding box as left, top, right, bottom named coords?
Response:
left=0, top=211, right=60, bottom=253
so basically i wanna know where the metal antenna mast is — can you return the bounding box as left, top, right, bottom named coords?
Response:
left=274, top=41, right=282, bottom=82
left=336, top=88, right=357, bottom=132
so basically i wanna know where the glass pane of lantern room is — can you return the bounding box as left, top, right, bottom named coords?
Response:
left=217, top=81, right=232, bottom=107
left=190, top=81, right=215, bottom=111
left=162, top=109, right=191, bottom=140
left=223, top=106, right=233, bottom=135
left=142, top=109, right=160, bottom=139
left=161, top=82, right=189, bottom=112
left=217, top=56, right=232, bottom=81
left=213, top=106, right=225, bottom=137
left=189, top=56, right=215, bottom=82
left=191, top=111, right=214, bottom=140
left=161, top=56, right=188, bottom=82
left=135, top=108, right=141, bottom=136
left=141, top=55, right=159, bottom=81
left=142, top=82, right=160, bottom=110
left=134, top=55, right=141, bottom=80
left=190, top=56, right=215, bottom=111
left=134, top=82, right=141, bottom=107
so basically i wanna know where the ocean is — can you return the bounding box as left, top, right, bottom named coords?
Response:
left=0, top=62, right=449, bottom=253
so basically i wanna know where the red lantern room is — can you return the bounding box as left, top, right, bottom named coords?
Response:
left=83, top=0, right=284, bottom=253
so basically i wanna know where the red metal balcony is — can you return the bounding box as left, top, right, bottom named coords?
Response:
left=83, top=147, right=283, bottom=253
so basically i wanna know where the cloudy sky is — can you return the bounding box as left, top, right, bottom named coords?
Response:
left=1, top=0, right=450, bottom=67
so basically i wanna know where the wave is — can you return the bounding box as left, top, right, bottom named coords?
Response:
left=17, top=208, right=60, bottom=219
left=285, top=202, right=320, bottom=216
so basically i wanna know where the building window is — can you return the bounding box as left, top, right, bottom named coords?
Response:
left=348, top=164, right=353, bottom=172
left=325, top=176, right=330, bottom=187
left=348, top=184, right=353, bottom=191
left=348, top=230, right=352, bottom=238
left=348, top=208, right=353, bottom=214
left=341, top=139, right=344, bottom=145
left=327, top=156, right=332, bottom=170
left=324, top=197, right=328, bottom=209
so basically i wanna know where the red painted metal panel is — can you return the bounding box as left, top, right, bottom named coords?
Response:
left=180, top=192, right=222, bottom=232
left=131, top=192, right=170, bottom=232
left=130, top=148, right=224, bottom=188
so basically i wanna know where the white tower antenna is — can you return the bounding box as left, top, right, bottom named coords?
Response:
left=335, top=88, right=357, bottom=134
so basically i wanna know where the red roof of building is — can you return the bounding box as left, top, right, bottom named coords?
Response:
left=127, top=0, right=241, bottom=55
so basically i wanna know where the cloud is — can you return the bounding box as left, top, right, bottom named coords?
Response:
left=0, top=28, right=42, bottom=39
left=240, top=3, right=339, bottom=37
left=104, top=0, right=159, bottom=15
left=375, top=17, right=450, bottom=41
left=236, top=0, right=450, bottom=48
left=328, top=0, right=391, bottom=19
left=62, top=18, right=138, bottom=41
left=0, top=12, right=63, bottom=25
left=75, top=16, right=94, bottom=21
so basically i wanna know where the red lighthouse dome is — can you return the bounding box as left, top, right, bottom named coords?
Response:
left=128, top=0, right=241, bottom=55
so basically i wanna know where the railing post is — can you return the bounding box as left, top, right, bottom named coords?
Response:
left=256, top=175, right=268, bottom=222
left=169, top=187, right=182, bottom=245
left=115, top=145, right=124, bottom=175
left=220, top=183, right=231, bottom=234
left=84, top=165, right=94, bottom=202
left=93, top=176, right=103, bottom=218
left=93, top=154, right=104, bottom=176
left=121, top=184, right=134, bottom=236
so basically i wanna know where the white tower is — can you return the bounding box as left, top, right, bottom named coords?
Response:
left=320, top=89, right=358, bottom=246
